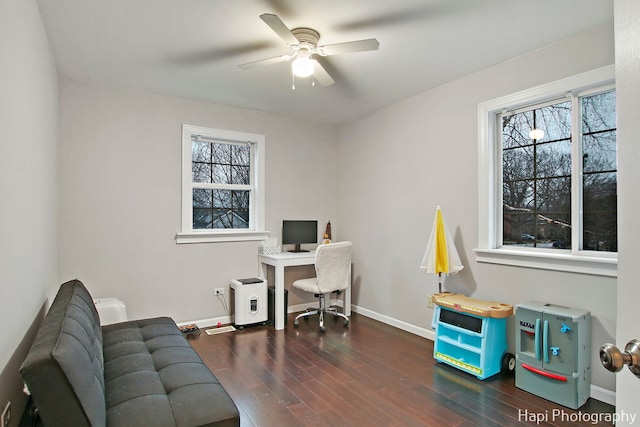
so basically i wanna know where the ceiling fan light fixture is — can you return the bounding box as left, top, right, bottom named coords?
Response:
left=240, top=14, right=377, bottom=88
left=291, top=56, right=315, bottom=78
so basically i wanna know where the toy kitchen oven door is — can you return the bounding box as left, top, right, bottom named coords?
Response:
left=515, top=302, right=591, bottom=409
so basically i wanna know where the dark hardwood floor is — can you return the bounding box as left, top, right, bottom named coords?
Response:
left=189, top=312, right=614, bottom=427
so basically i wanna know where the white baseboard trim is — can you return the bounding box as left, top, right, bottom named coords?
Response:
left=177, top=301, right=320, bottom=330
left=180, top=303, right=615, bottom=406
left=590, top=384, right=615, bottom=406
left=289, top=301, right=320, bottom=313
left=350, top=304, right=435, bottom=341
left=182, top=303, right=433, bottom=342
left=177, top=316, right=232, bottom=329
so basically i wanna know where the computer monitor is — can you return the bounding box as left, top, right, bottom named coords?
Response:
left=282, top=220, right=318, bottom=252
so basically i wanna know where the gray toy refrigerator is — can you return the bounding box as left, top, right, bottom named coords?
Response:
left=515, top=302, right=591, bottom=409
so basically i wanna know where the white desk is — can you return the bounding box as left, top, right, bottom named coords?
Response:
left=258, top=250, right=352, bottom=330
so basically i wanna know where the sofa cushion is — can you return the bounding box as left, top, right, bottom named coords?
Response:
left=20, top=279, right=106, bottom=426
left=102, top=317, right=239, bottom=427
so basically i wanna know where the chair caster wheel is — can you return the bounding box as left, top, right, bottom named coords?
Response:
left=293, top=320, right=299, bottom=327
left=344, top=321, right=349, bottom=328
left=320, top=326, right=326, bottom=333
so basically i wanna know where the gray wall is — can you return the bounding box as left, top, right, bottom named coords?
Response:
left=336, top=24, right=617, bottom=393
left=0, top=0, right=58, bottom=423
left=57, top=79, right=336, bottom=323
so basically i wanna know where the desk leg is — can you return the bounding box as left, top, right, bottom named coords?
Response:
left=274, top=265, right=285, bottom=330
left=344, top=263, right=351, bottom=316
left=259, top=261, right=286, bottom=330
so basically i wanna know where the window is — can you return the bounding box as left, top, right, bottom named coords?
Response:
left=176, top=125, right=269, bottom=243
left=476, top=65, right=617, bottom=276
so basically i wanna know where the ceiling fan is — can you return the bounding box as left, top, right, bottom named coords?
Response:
left=238, top=13, right=380, bottom=87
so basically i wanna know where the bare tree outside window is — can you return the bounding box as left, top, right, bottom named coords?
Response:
left=192, top=137, right=251, bottom=229
left=501, top=90, right=616, bottom=252
left=582, top=91, right=617, bottom=251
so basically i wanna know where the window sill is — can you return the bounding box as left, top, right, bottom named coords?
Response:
left=474, top=248, right=617, bottom=277
left=176, top=230, right=271, bottom=244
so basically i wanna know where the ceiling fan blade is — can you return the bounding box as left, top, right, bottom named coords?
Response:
left=238, top=54, right=291, bottom=70
left=260, top=13, right=299, bottom=45
left=170, top=42, right=276, bottom=65
left=319, top=38, right=380, bottom=56
left=313, top=61, right=335, bottom=86
left=263, top=0, right=294, bottom=16
left=335, top=7, right=438, bottom=31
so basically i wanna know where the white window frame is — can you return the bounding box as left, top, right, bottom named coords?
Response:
left=176, top=124, right=269, bottom=244
left=475, top=65, right=617, bottom=277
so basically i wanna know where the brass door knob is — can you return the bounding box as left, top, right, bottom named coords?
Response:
left=599, top=339, right=640, bottom=378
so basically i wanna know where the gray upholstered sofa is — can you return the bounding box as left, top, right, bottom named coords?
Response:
left=20, top=280, right=240, bottom=427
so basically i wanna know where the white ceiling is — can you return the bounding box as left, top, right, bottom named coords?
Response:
left=36, top=0, right=613, bottom=126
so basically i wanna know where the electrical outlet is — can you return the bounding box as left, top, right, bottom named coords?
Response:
left=215, top=287, right=225, bottom=296
left=427, top=295, right=434, bottom=309
left=1, top=401, right=11, bottom=427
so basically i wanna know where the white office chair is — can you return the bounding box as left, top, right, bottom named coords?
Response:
left=293, top=241, right=352, bottom=332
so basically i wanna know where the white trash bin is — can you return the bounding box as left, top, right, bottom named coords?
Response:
left=94, top=298, right=128, bottom=325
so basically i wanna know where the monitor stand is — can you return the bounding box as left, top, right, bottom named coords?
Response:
left=288, top=244, right=309, bottom=253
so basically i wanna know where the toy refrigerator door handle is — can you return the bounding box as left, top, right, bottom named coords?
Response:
left=535, top=318, right=542, bottom=361
left=543, top=320, right=550, bottom=363
left=522, top=363, right=568, bottom=382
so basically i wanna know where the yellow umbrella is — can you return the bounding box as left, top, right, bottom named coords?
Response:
left=420, top=206, right=464, bottom=293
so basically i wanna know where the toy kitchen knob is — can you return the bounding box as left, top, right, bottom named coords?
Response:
left=599, top=339, right=640, bottom=377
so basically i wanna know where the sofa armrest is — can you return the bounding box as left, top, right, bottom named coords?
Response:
left=20, top=280, right=106, bottom=427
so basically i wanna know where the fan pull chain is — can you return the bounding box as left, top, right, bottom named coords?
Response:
left=291, top=71, right=317, bottom=89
